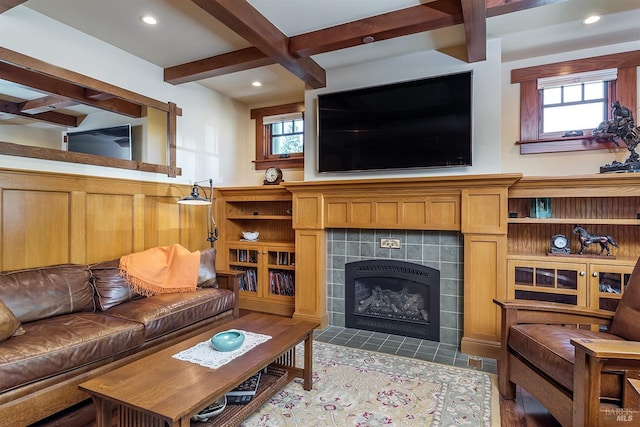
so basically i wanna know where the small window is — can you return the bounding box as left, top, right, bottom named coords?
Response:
left=250, top=102, right=304, bottom=170
left=537, top=68, right=616, bottom=137
left=266, top=116, right=304, bottom=156
left=540, top=81, right=608, bottom=134
left=511, top=51, right=638, bottom=154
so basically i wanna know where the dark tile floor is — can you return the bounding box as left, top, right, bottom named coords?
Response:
left=313, top=325, right=497, bottom=374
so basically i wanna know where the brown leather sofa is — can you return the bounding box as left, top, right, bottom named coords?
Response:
left=0, top=247, right=241, bottom=426
left=495, top=257, right=640, bottom=427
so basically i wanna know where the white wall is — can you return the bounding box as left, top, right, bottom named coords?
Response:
left=0, top=7, right=249, bottom=187
left=501, top=40, right=640, bottom=176
left=303, top=38, right=503, bottom=181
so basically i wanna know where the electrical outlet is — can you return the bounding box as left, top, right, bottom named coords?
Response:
left=380, top=238, right=401, bottom=249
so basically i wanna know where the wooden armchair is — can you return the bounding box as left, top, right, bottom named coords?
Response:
left=495, top=258, right=640, bottom=427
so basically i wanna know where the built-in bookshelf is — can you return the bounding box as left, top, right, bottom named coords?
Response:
left=215, top=186, right=295, bottom=316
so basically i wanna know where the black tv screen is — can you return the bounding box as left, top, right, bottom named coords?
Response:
left=66, top=124, right=132, bottom=161
left=317, top=72, right=472, bottom=172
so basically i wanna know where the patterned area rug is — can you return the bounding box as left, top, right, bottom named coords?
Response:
left=240, top=342, right=500, bottom=427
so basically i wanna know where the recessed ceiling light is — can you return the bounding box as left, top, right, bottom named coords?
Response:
left=252, top=81, right=262, bottom=87
left=583, top=15, right=600, bottom=25
left=140, top=15, right=158, bottom=25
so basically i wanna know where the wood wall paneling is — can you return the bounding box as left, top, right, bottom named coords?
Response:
left=461, top=234, right=506, bottom=360
left=429, top=195, right=460, bottom=229
left=86, top=194, right=134, bottom=263
left=461, top=188, right=508, bottom=234
left=2, top=189, right=70, bottom=269
left=293, top=229, right=327, bottom=327
left=0, top=168, right=206, bottom=271
left=144, top=196, right=182, bottom=250
left=292, top=193, right=323, bottom=229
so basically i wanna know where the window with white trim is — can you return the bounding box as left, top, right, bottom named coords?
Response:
left=510, top=50, right=639, bottom=155
left=538, top=69, right=616, bottom=137
left=250, top=102, right=304, bottom=170
left=263, top=112, right=304, bottom=157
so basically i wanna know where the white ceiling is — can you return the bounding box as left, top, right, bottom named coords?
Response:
left=17, top=0, right=640, bottom=106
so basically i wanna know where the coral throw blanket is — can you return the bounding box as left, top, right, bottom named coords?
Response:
left=119, top=244, right=200, bottom=296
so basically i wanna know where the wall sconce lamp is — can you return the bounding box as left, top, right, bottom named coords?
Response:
left=178, top=179, right=218, bottom=247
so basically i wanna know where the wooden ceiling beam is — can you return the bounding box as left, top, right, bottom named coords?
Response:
left=289, top=0, right=463, bottom=58
left=0, top=0, right=26, bottom=13
left=165, top=47, right=275, bottom=85
left=84, top=88, right=116, bottom=101
left=190, top=0, right=326, bottom=89
left=0, top=99, right=81, bottom=127
left=0, top=61, right=143, bottom=117
left=19, top=95, right=76, bottom=113
left=461, top=0, right=487, bottom=62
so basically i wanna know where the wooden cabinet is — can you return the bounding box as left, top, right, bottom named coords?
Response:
left=507, top=257, right=588, bottom=306
left=226, top=242, right=295, bottom=316
left=215, top=186, right=295, bottom=316
left=507, top=256, right=635, bottom=311
left=507, top=175, right=640, bottom=313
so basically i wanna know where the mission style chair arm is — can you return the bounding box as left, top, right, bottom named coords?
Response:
left=571, top=339, right=640, bottom=427
left=493, top=298, right=615, bottom=329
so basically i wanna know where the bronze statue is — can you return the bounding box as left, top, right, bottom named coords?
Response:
left=594, top=101, right=640, bottom=172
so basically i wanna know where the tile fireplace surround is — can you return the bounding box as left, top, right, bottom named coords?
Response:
left=327, top=228, right=463, bottom=347
left=285, top=174, right=519, bottom=359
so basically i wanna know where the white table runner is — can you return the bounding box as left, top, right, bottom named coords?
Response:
left=172, top=330, right=271, bottom=370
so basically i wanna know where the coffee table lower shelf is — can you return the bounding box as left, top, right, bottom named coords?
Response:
left=191, top=366, right=289, bottom=427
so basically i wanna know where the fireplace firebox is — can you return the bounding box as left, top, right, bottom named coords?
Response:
left=345, top=259, right=440, bottom=341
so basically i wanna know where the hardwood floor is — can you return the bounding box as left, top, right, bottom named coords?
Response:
left=499, top=387, right=562, bottom=427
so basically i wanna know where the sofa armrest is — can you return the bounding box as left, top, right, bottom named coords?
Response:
left=216, top=270, right=243, bottom=318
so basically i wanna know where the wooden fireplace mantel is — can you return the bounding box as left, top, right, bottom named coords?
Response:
left=283, top=173, right=523, bottom=359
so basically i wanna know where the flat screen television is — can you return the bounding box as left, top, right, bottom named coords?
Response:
left=317, top=72, right=472, bottom=173
left=66, top=124, right=132, bottom=161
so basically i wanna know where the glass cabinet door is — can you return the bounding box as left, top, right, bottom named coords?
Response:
left=508, top=259, right=587, bottom=305
left=266, top=249, right=295, bottom=297
left=227, top=246, right=260, bottom=293
left=589, top=263, right=633, bottom=311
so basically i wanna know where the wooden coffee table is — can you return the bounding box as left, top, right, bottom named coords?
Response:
left=79, top=313, right=319, bottom=427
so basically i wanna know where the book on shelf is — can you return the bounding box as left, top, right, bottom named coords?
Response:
left=269, top=270, right=294, bottom=296
left=234, top=267, right=258, bottom=292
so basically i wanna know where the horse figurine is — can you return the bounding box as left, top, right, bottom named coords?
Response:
left=572, top=226, right=618, bottom=256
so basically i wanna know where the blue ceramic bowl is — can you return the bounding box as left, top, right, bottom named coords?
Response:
left=211, top=330, right=245, bottom=352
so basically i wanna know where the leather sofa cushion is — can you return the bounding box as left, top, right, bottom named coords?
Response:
left=91, top=259, right=141, bottom=311
left=509, top=324, right=625, bottom=396
left=611, top=258, right=640, bottom=340
left=0, top=264, right=94, bottom=323
left=104, top=288, right=235, bottom=340
left=0, top=312, right=144, bottom=393
left=198, top=248, right=218, bottom=288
